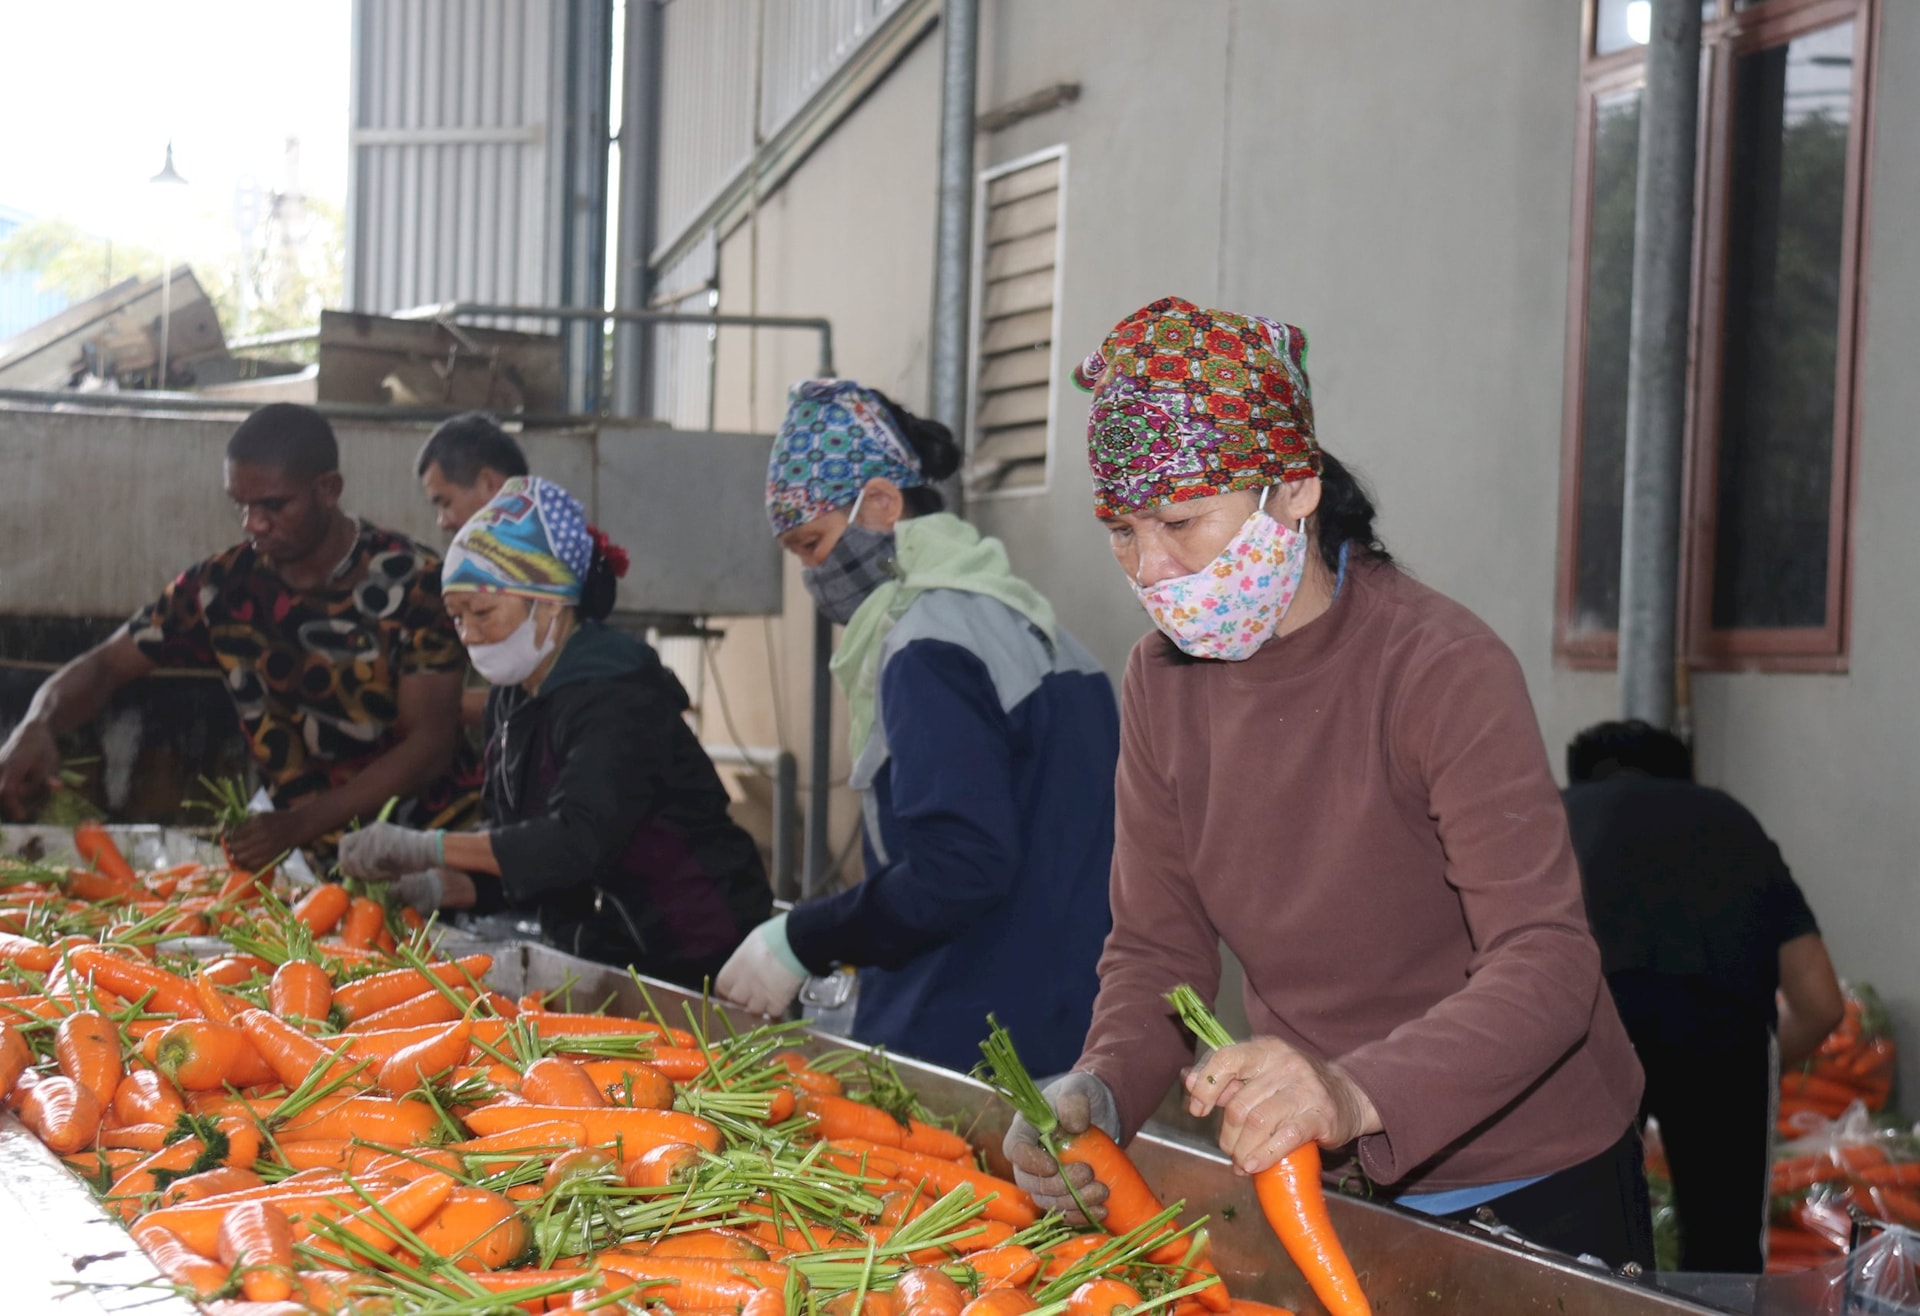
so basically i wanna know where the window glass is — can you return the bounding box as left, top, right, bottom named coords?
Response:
left=1594, top=0, right=1718, bottom=57
left=1709, top=23, right=1853, bottom=629
left=1572, top=88, right=1642, bottom=633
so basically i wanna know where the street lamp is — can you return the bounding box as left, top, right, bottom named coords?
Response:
left=150, top=141, right=189, bottom=389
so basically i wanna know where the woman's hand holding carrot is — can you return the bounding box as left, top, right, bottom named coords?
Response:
left=1000, top=1071, right=1119, bottom=1224
left=1183, top=1037, right=1379, bottom=1177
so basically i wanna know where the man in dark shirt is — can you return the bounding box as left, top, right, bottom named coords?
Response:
left=1564, top=720, right=1844, bottom=1274
left=0, top=403, right=479, bottom=867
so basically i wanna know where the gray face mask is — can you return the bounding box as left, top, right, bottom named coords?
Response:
left=802, top=495, right=896, bottom=626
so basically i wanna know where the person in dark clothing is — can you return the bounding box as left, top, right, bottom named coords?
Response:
left=716, top=379, right=1117, bottom=1076
left=340, top=477, right=770, bottom=987
left=1564, top=719, right=1845, bottom=1274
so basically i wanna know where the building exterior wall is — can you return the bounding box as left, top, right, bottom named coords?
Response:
left=672, top=0, right=1920, bottom=1095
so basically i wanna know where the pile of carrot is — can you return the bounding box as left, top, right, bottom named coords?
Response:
left=1778, top=985, right=1897, bottom=1136
left=0, top=825, right=1308, bottom=1316
left=1765, top=985, right=1908, bottom=1275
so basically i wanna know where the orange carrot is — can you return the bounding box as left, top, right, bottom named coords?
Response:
left=218, top=1200, right=296, bottom=1301
left=0, top=931, right=57, bottom=973
left=292, top=883, right=353, bottom=936
left=377, top=1020, right=473, bottom=1095
left=234, top=1008, right=367, bottom=1091
left=276, top=1094, right=443, bottom=1145
left=0, top=1020, right=35, bottom=1100
left=798, top=1091, right=970, bottom=1160
left=356, top=989, right=473, bottom=1032
left=829, top=1140, right=1037, bottom=1227
left=594, top=1255, right=793, bottom=1307
left=133, top=1221, right=231, bottom=1300
left=342, top=1017, right=512, bottom=1069
left=337, top=896, right=387, bottom=950
left=451, top=1121, right=592, bottom=1157
left=624, top=1141, right=707, bottom=1188
left=522, top=1057, right=609, bottom=1109
left=1252, top=1143, right=1368, bottom=1316
left=1068, top=1279, right=1144, bottom=1316
left=141, top=1180, right=403, bottom=1258
left=18, top=1074, right=102, bottom=1154
left=73, top=821, right=138, bottom=888
left=579, top=1060, right=676, bottom=1111
left=638, top=1227, right=772, bottom=1262
left=100, top=1121, right=175, bottom=1152
left=332, top=955, right=492, bottom=1022
left=958, top=1293, right=1034, bottom=1316
left=631, top=1046, right=710, bottom=1082
left=268, top=960, right=332, bottom=1023
left=543, top=1146, right=621, bottom=1194
left=464, top=1103, right=724, bottom=1155
left=525, top=1013, right=698, bottom=1047
left=112, top=1069, right=186, bottom=1126
left=65, top=945, right=201, bottom=1018
left=899, top=1266, right=968, bottom=1316
left=55, top=1010, right=122, bottom=1108
left=970, top=1244, right=1041, bottom=1291
left=406, top=1185, right=530, bottom=1270
left=154, top=1019, right=269, bottom=1091
left=299, top=1172, right=457, bottom=1261
left=158, top=1165, right=266, bottom=1208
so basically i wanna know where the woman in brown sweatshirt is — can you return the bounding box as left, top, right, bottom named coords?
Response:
left=1003, top=297, right=1650, bottom=1267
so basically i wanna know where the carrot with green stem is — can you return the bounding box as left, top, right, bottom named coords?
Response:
left=1168, top=985, right=1370, bottom=1316
left=976, top=1016, right=1171, bottom=1249
left=73, top=821, right=138, bottom=889
left=216, top=1199, right=297, bottom=1301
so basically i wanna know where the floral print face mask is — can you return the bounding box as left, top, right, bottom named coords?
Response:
left=1132, top=490, right=1308, bottom=661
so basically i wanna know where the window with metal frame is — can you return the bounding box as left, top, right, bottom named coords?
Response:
left=1557, top=0, right=1876, bottom=672
left=967, top=147, right=1066, bottom=497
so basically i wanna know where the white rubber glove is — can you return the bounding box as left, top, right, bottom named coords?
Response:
left=337, top=823, right=444, bottom=880
left=391, top=868, right=446, bottom=916
left=716, top=914, right=808, bottom=1018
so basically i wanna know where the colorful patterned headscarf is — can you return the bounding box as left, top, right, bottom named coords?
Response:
left=1076, top=296, right=1320, bottom=518
left=765, top=379, right=927, bottom=537
left=443, top=476, right=593, bottom=603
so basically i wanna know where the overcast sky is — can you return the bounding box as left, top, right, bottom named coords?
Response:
left=0, top=1, right=351, bottom=249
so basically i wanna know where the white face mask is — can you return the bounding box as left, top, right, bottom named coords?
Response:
left=467, top=608, right=560, bottom=686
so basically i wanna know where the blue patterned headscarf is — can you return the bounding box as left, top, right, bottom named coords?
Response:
left=765, top=379, right=927, bottom=537
left=443, top=476, right=594, bottom=603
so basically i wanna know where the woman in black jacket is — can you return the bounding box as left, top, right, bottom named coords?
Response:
left=339, top=476, right=770, bottom=987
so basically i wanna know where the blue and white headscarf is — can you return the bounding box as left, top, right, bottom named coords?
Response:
left=443, top=476, right=594, bottom=603
left=765, top=379, right=927, bottom=537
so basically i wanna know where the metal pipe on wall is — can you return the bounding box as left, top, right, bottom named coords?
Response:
left=1616, top=0, right=1701, bottom=728
left=611, top=0, right=664, bottom=418
left=928, top=0, right=980, bottom=506
left=560, top=0, right=615, bottom=415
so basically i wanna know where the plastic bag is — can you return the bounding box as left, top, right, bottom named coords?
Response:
left=1755, top=1222, right=1920, bottom=1315
left=1783, top=984, right=1897, bottom=1135
left=1770, top=1104, right=1920, bottom=1274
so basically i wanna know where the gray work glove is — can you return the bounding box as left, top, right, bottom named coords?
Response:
left=1002, top=1071, right=1122, bottom=1224
left=337, top=823, right=444, bottom=881
left=391, top=868, right=447, bottom=916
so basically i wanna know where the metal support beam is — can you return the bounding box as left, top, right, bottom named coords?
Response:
left=1617, top=0, right=1700, bottom=727
left=612, top=0, right=664, bottom=418
left=558, top=0, right=614, bottom=415
left=928, top=0, right=979, bottom=498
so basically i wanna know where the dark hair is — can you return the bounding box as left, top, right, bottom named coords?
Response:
left=415, top=412, right=530, bottom=485
left=1311, top=450, right=1391, bottom=576
left=577, top=543, right=620, bottom=623
left=226, top=403, right=338, bottom=478
left=869, top=389, right=961, bottom=517
left=1567, top=719, right=1694, bottom=783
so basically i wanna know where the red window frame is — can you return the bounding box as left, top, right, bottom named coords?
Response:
left=1556, top=0, right=1880, bottom=672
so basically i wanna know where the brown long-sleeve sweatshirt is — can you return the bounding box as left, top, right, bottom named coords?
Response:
left=1077, top=561, right=1643, bottom=1193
